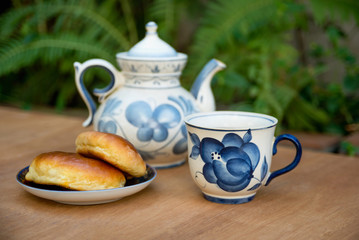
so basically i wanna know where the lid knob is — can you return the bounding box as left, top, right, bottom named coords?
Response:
left=146, top=21, right=158, bottom=34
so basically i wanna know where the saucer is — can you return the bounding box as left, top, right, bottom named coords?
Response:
left=16, top=165, right=156, bottom=205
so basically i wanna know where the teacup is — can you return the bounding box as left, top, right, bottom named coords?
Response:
left=184, top=111, right=302, bottom=204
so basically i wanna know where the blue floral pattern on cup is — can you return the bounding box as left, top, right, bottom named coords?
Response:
left=189, top=130, right=268, bottom=192
left=126, top=101, right=181, bottom=142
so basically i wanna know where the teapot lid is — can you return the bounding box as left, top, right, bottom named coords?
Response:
left=126, top=21, right=177, bottom=58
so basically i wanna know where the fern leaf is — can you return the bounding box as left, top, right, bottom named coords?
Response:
left=47, top=3, right=131, bottom=49
left=1, top=1, right=131, bottom=50
left=148, top=0, right=176, bottom=43
left=120, top=0, right=138, bottom=44
left=0, top=35, right=114, bottom=76
left=309, top=0, right=359, bottom=24
left=285, top=96, right=330, bottom=131
left=188, top=0, right=279, bottom=76
left=0, top=5, right=35, bottom=39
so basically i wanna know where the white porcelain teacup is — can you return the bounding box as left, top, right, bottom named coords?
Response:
left=184, top=111, right=302, bottom=204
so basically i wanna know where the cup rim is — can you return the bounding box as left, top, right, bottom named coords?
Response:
left=184, top=111, right=278, bottom=131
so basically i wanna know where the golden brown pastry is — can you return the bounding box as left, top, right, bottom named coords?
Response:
left=75, top=131, right=146, bottom=177
left=25, top=151, right=126, bottom=191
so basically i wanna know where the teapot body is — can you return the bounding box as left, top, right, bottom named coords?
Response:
left=94, top=83, right=199, bottom=168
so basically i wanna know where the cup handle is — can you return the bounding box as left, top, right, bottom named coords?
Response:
left=265, top=134, right=302, bottom=186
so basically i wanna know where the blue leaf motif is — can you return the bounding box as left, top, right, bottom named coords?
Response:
left=190, top=145, right=200, bottom=159
left=189, top=132, right=200, bottom=146
left=188, top=132, right=200, bottom=159
left=168, top=95, right=197, bottom=115
left=102, top=98, right=121, bottom=116
left=261, top=156, right=268, bottom=181
left=243, top=129, right=252, bottom=143
left=222, top=133, right=244, bottom=148
left=168, top=96, right=185, bottom=112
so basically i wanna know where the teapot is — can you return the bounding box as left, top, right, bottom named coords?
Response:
left=74, top=21, right=226, bottom=168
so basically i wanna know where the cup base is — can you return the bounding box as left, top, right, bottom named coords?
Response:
left=203, top=193, right=256, bottom=204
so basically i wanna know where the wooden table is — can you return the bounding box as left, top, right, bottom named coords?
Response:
left=1, top=106, right=358, bottom=240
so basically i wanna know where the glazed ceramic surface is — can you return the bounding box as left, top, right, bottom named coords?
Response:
left=16, top=165, right=156, bottom=205
left=74, top=22, right=226, bottom=168
left=184, top=111, right=302, bottom=204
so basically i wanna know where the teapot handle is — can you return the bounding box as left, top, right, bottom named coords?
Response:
left=74, top=59, right=123, bottom=127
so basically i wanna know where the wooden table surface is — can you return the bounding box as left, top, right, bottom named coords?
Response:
left=1, top=106, right=358, bottom=240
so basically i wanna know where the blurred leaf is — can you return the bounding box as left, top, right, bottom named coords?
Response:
left=285, top=97, right=330, bottom=131
left=309, top=0, right=359, bottom=24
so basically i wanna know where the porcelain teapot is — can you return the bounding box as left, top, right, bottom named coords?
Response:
left=74, top=21, right=226, bottom=168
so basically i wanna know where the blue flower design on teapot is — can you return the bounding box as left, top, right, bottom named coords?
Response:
left=125, top=101, right=181, bottom=142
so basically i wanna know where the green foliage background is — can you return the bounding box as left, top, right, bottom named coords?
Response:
left=1, top=0, right=359, bottom=135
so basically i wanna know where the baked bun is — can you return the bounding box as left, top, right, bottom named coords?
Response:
left=75, top=131, right=146, bottom=177
left=25, top=151, right=126, bottom=191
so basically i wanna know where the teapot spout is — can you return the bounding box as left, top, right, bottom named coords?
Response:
left=191, top=59, right=226, bottom=112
